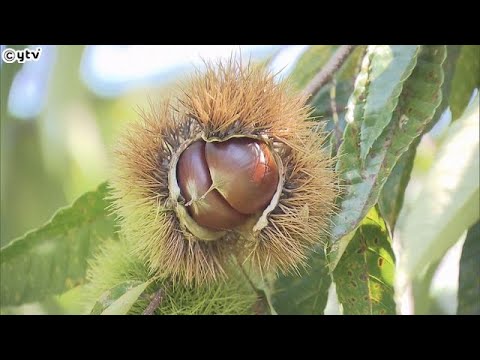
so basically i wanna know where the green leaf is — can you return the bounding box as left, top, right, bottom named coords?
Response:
left=288, top=46, right=338, bottom=90
left=329, top=46, right=446, bottom=269
left=310, top=80, right=354, bottom=120
left=308, top=46, right=366, bottom=156
left=360, top=45, right=420, bottom=160
left=100, top=281, right=151, bottom=315
left=291, top=45, right=366, bottom=91
left=378, top=46, right=462, bottom=233
left=457, top=221, right=480, bottom=315
left=378, top=138, right=418, bottom=233
left=90, top=280, right=148, bottom=315
left=0, top=182, right=117, bottom=307
left=396, top=96, right=479, bottom=313
left=450, top=45, right=480, bottom=121
left=269, top=250, right=331, bottom=315
left=427, top=45, right=462, bottom=130
left=310, top=80, right=351, bottom=155
left=333, top=207, right=396, bottom=315
left=337, top=46, right=367, bottom=81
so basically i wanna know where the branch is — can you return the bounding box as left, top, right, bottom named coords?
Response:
left=302, top=45, right=357, bottom=103
left=142, top=288, right=164, bottom=315
left=329, top=79, right=344, bottom=155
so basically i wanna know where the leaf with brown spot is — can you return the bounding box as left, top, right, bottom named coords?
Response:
left=333, top=207, right=396, bottom=315
left=378, top=45, right=462, bottom=234
left=330, top=46, right=446, bottom=268
left=360, top=45, right=420, bottom=160
left=269, top=250, right=331, bottom=315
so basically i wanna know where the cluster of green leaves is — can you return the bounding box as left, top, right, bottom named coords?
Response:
left=1, top=45, right=478, bottom=315
left=269, top=45, right=479, bottom=315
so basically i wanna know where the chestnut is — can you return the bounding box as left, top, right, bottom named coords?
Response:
left=111, top=58, right=339, bottom=284
left=176, top=137, right=279, bottom=230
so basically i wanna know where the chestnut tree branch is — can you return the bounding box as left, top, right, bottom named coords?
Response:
left=329, top=79, right=344, bottom=154
left=142, top=288, right=164, bottom=315
left=302, top=45, right=357, bottom=103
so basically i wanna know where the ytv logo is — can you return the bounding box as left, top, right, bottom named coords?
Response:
left=2, top=47, right=42, bottom=63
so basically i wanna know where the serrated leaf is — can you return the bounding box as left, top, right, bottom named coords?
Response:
left=360, top=45, right=420, bottom=160
left=427, top=45, right=462, bottom=131
left=450, top=45, right=480, bottom=121
left=0, top=182, right=117, bottom=307
left=100, top=281, right=151, bottom=315
left=378, top=46, right=462, bottom=232
left=378, top=139, right=418, bottom=233
left=333, top=207, right=395, bottom=315
left=457, top=221, right=480, bottom=315
left=397, top=95, right=479, bottom=281
left=269, top=250, right=331, bottom=315
left=90, top=280, right=145, bottom=315
left=329, top=46, right=446, bottom=269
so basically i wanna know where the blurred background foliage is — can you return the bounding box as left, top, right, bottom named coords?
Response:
left=0, top=45, right=287, bottom=245
left=1, top=45, right=478, bottom=314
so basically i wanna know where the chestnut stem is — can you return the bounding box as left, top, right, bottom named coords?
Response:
left=237, top=258, right=259, bottom=294
left=235, top=258, right=271, bottom=315
left=302, top=45, right=357, bottom=104
left=142, top=288, right=164, bottom=315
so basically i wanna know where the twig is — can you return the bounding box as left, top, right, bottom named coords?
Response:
left=303, top=45, right=357, bottom=103
left=329, top=79, right=344, bottom=154
left=330, top=79, right=339, bottom=126
left=142, top=288, right=164, bottom=315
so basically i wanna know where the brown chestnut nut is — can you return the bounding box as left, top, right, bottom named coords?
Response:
left=176, top=138, right=279, bottom=230
left=205, top=138, right=279, bottom=215
left=176, top=140, right=248, bottom=230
